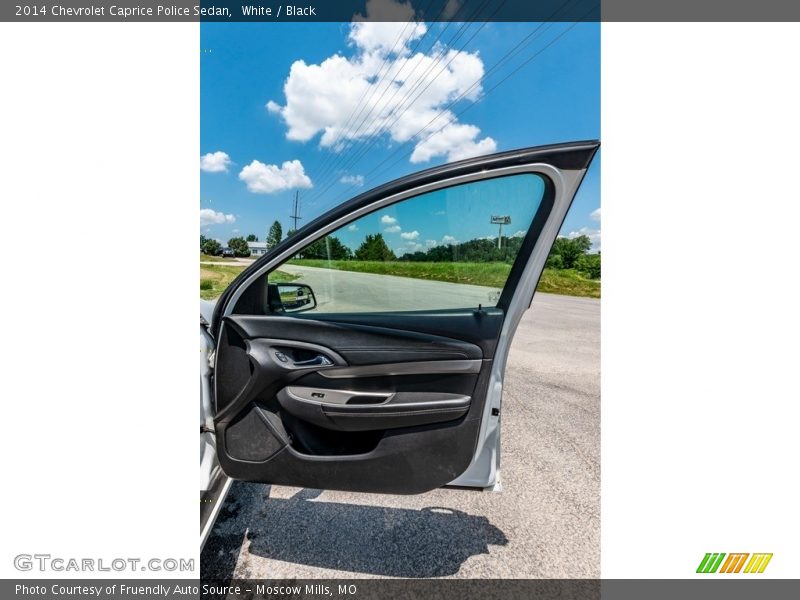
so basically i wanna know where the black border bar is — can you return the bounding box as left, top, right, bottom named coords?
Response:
left=4, top=579, right=800, bottom=600
left=5, top=0, right=800, bottom=23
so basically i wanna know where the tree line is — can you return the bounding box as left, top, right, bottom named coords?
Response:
left=201, top=220, right=599, bottom=279
left=200, top=220, right=286, bottom=258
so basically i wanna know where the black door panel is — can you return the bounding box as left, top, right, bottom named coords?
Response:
left=221, top=410, right=485, bottom=494
left=226, top=311, right=492, bottom=361
left=214, top=312, right=497, bottom=493
left=288, top=308, right=506, bottom=358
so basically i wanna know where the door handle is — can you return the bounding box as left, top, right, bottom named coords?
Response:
left=292, top=355, right=333, bottom=368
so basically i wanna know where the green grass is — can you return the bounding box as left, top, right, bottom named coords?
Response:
left=268, top=270, right=300, bottom=284
left=288, top=259, right=600, bottom=298
left=536, top=268, right=601, bottom=298
left=289, top=259, right=513, bottom=288
left=200, top=259, right=599, bottom=300
left=200, top=253, right=232, bottom=263
left=200, top=264, right=297, bottom=300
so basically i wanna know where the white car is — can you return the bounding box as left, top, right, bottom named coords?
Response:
left=200, top=141, right=599, bottom=547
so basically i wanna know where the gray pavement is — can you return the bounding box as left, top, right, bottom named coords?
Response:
left=279, top=264, right=503, bottom=312
left=202, top=291, right=600, bottom=578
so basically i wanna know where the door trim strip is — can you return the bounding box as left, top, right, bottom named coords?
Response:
left=318, top=359, right=482, bottom=379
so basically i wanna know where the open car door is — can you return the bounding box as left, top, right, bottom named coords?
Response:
left=209, top=141, right=598, bottom=494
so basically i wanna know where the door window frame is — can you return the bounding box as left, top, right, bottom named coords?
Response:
left=220, top=163, right=564, bottom=319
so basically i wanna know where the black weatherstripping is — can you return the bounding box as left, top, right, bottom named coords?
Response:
left=211, top=141, right=599, bottom=338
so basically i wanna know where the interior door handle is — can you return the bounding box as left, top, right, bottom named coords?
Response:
left=292, top=355, right=333, bottom=368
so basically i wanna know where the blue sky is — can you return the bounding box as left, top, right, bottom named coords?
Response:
left=200, top=17, right=600, bottom=251
left=339, top=174, right=546, bottom=254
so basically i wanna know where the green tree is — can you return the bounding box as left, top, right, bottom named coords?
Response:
left=246, top=234, right=258, bottom=242
left=575, top=253, right=601, bottom=279
left=545, top=253, right=564, bottom=269
left=200, top=234, right=208, bottom=249
left=227, top=236, right=251, bottom=258
left=201, top=239, right=222, bottom=256
left=301, top=235, right=353, bottom=260
left=549, top=235, right=592, bottom=269
left=266, top=220, right=283, bottom=249
left=354, top=233, right=396, bottom=261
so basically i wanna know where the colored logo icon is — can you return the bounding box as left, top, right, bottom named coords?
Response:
left=697, top=553, right=773, bottom=573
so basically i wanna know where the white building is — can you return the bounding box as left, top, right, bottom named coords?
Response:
left=247, top=241, right=268, bottom=256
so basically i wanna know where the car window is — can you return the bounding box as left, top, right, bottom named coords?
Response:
left=267, top=173, right=547, bottom=314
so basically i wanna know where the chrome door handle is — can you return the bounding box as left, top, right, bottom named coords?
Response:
left=293, top=355, right=333, bottom=368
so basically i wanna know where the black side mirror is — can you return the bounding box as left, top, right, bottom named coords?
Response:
left=268, top=283, right=317, bottom=313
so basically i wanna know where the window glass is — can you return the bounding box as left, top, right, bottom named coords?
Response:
left=267, top=173, right=546, bottom=314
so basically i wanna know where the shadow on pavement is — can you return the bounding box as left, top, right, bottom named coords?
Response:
left=202, top=483, right=508, bottom=579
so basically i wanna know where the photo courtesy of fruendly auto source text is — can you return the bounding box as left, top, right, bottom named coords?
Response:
left=1, top=1, right=799, bottom=599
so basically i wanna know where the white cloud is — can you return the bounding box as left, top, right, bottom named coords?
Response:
left=350, top=0, right=425, bottom=54
left=384, top=225, right=401, bottom=233
left=380, top=215, right=398, bottom=225
left=441, top=235, right=458, bottom=245
left=590, top=207, right=601, bottom=222
left=395, top=241, right=424, bottom=255
left=425, top=239, right=438, bottom=248
left=200, top=208, right=235, bottom=227
left=347, top=224, right=359, bottom=232
left=511, top=230, right=526, bottom=238
left=266, top=1, right=495, bottom=164
left=568, top=227, right=601, bottom=252
left=340, top=174, right=365, bottom=187
left=400, top=230, right=420, bottom=240
left=238, top=159, right=312, bottom=194
left=410, top=122, right=496, bottom=163
left=200, top=151, right=232, bottom=173
left=232, top=229, right=239, bottom=233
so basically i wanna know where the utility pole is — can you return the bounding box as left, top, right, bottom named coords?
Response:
left=290, top=191, right=302, bottom=232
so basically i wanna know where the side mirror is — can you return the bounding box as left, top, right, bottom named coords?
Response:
left=270, top=283, right=317, bottom=313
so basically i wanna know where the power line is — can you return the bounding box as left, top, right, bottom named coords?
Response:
left=317, top=0, right=507, bottom=192
left=307, top=17, right=419, bottom=184
left=316, top=8, right=595, bottom=212
left=365, top=18, right=594, bottom=185
left=305, top=0, right=500, bottom=206
left=355, top=0, right=587, bottom=180
left=304, top=7, right=563, bottom=208
left=309, top=0, right=456, bottom=190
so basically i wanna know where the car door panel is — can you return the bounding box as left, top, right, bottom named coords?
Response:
left=211, top=141, right=599, bottom=494
left=214, top=309, right=495, bottom=493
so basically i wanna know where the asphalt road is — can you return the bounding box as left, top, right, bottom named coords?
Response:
left=202, top=291, right=600, bottom=578
left=277, top=264, right=503, bottom=312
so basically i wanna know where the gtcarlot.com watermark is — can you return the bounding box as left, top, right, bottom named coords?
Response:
left=14, top=554, right=194, bottom=572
